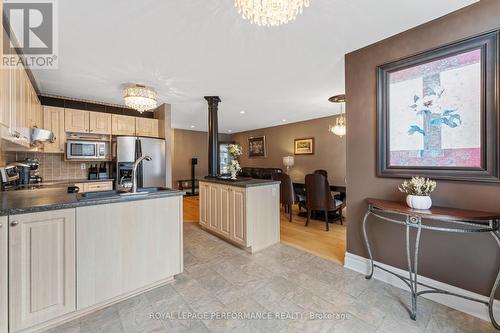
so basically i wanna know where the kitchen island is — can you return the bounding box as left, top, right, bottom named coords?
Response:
left=0, top=187, right=184, bottom=333
left=199, top=178, right=280, bottom=253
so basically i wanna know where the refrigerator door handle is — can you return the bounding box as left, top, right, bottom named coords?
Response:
left=136, top=138, right=144, bottom=188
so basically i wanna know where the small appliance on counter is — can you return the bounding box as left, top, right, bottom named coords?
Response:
left=0, top=164, right=20, bottom=191
left=15, top=158, right=42, bottom=184
left=88, top=163, right=109, bottom=180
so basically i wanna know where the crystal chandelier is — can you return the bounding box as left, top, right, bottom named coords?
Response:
left=123, top=84, right=158, bottom=113
left=235, top=0, right=310, bottom=27
left=328, top=94, right=346, bottom=138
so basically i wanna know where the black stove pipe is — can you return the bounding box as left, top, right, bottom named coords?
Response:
left=205, top=96, right=221, bottom=177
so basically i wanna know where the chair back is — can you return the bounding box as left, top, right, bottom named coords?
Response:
left=305, top=173, right=335, bottom=210
left=314, top=169, right=328, bottom=179
left=272, top=172, right=294, bottom=205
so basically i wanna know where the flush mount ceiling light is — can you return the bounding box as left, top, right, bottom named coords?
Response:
left=123, top=84, right=158, bottom=113
left=328, top=94, right=346, bottom=138
left=235, top=0, right=310, bottom=27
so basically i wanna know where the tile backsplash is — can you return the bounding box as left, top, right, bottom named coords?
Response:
left=2, top=151, right=95, bottom=181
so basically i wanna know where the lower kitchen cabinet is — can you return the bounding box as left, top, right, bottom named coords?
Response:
left=0, top=216, right=7, bottom=333
left=76, top=197, right=183, bottom=309
left=199, top=181, right=280, bottom=253
left=8, top=209, right=76, bottom=332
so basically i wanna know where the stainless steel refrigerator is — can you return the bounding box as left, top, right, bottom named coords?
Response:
left=115, top=136, right=166, bottom=188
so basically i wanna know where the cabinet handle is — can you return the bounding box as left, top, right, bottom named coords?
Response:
left=10, top=221, right=19, bottom=227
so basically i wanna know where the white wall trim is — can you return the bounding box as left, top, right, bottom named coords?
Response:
left=344, top=252, right=499, bottom=323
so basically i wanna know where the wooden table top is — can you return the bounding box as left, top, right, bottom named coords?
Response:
left=367, top=198, right=500, bottom=221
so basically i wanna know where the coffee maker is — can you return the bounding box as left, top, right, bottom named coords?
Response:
left=16, top=158, right=42, bottom=184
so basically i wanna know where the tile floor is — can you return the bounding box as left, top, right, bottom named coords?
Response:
left=46, top=224, right=496, bottom=333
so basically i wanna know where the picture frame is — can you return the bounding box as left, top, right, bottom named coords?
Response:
left=294, top=137, right=315, bottom=155
left=377, top=31, right=499, bottom=183
left=248, top=136, right=266, bottom=158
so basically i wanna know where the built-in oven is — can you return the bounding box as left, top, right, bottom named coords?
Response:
left=66, top=140, right=109, bottom=160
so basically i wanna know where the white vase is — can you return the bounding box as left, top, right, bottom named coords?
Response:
left=406, top=195, right=432, bottom=210
left=230, top=169, right=237, bottom=180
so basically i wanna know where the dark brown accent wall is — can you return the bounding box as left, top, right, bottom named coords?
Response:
left=231, top=115, right=346, bottom=186
left=39, top=96, right=154, bottom=119
left=345, top=0, right=500, bottom=298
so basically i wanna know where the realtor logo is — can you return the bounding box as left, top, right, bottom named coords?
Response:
left=3, top=0, right=58, bottom=69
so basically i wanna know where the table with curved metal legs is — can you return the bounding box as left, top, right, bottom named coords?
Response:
left=362, top=201, right=500, bottom=330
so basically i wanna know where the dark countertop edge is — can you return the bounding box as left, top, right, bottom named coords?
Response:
left=199, top=178, right=281, bottom=188
left=0, top=190, right=185, bottom=216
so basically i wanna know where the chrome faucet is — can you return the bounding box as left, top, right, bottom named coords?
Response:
left=131, top=155, right=152, bottom=193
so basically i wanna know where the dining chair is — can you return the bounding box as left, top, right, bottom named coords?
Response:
left=272, top=172, right=295, bottom=222
left=314, top=169, right=328, bottom=179
left=305, top=173, right=344, bottom=231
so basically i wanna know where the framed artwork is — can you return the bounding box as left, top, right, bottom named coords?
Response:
left=377, top=31, right=499, bottom=182
left=248, top=136, right=266, bottom=158
left=294, top=137, right=315, bottom=155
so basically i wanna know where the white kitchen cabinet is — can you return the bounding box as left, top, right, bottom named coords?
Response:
left=199, top=181, right=280, bottom=253
left=230, top=187, right=246, bottom=246
left=219, top=185, right=231, bottom=238
left=76, top=196, right=183, bottom=309
left=0, top=216, right=7, bottom=333
left=199, top=183, right=208, bottom=226
left=9, top=209, right=76, bottom=332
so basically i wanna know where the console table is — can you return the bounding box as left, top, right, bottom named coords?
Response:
left=362, top=198, right=500, bottom=330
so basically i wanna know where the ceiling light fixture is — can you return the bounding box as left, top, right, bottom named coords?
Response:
left=123, top=84, right=158, bottom=113
left=240, top=110, right=246, bottom=114
left=235, top=0, right=310, bottom=27
left=328, top=94, right=346, bottom=138
left=190, top=125, right=196, bottom=128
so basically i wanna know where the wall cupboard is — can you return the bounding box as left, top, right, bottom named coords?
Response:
left=0, top=216, right=7, bottom=333
left=199, top=181, right=279, bottom=252
left=43, top=106, right=65, bottom=153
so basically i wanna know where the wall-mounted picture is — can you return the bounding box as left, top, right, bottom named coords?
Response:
left=248, top=136, right=266, bottom=158
left=377, top=31, right=499, bottom=182
left=294, top=138, right=315, bottom=155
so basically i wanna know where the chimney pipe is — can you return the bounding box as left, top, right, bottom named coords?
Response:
left=205, top=96, right=221, bottom=177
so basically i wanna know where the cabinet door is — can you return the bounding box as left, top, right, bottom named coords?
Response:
left=111, top=114, right=136, bottom=136
left=230, top=187, right=247, bottom=246
left=199, top=183, right=208, bottom=226
left=136, top=117, right=159, bottom=137
left=43, top=106, right=65, bottom=153
left=0, top=42, right=10, bottom=129
left=9, top=209, right=76, bottom=332
left=219, top=186, right=231, bottom=237
left=0, top=217, right=7, bottom=333
left=28, top=88, right=42, bottom=128
left=89, top=112, right=111, bottom=134
left=208, top=184, right=219, bottom=231
left=65, top=108, right=89, bottom=133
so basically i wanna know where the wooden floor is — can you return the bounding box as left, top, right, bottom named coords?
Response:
left=182, top=195, right=346, bottom=264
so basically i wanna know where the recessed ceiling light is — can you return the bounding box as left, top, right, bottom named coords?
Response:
left=240, top=110, right=246, bottom=114
left=282, top=119, right=287, bottom=122
left=228, top=129, right=233, bottom=133
left=190, top=125, right=195, bottom=128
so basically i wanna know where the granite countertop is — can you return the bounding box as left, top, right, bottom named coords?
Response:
left=200, top=177, right=281, bottom=188
left=0, top=187, right=184, bottom=216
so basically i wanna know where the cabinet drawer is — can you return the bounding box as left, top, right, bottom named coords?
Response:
left=83, top=182, right=113, bottom=193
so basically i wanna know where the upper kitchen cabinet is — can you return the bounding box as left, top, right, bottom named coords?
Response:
left=89, top=111, right=111, bottom=134
left=111, top=114, right=136, bottom=136
left=136, top=117, right=159, bottom=137
left=65, top=108, right=89, bottom=133
left=43, top=106, right=65, bottom=153
left=28, top=88, right=42, bottom=129
left=0, top=216, right=7, bottom=333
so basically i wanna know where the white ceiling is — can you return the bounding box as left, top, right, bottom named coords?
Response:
left=32, top=0, right=478, bottom=133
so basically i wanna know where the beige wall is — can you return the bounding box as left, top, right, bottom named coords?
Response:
left=231, top=115, right=346, bottom=185
left=171, top=129, right=231, bottom=188
left=345, top=0, right=499, bottom=298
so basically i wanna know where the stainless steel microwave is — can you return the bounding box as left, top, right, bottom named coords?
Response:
left=66, top=140, right=108, bottom=160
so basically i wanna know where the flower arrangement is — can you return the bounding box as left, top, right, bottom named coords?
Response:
left=227, top=144, right=242, bottom=178
left=399, top=177, right=437, bottom=196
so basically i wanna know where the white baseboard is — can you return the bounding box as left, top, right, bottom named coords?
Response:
left=344, top=252, right=500, bottom=323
